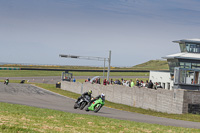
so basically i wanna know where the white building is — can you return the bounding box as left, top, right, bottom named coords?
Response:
left=150, top=39, right=200, bottom=90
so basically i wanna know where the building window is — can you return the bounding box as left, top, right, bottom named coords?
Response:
left=174, top=68, right=179, bottom=84
left=179, top=69, right=186, bottom=84
left=191, top=63, right=200, bottom=70
left=180, top=62, right=191, bottom=69
left=179, top=43, right=187, bottom=52
left=186, top=43, right=200, bottom=53
left=174, top=68, right=200, bottom=85
left=179, top=62, right=200, bottom=70
left=185, top=63, right=191, bottom=69
left=168, top=59, right=179, bottom=75
left=177, top=69, right=194, bottom=84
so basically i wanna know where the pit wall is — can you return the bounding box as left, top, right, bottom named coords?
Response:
left=61, top=81, right=192, bottom=114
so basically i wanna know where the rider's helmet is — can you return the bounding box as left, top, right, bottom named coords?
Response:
left=101, top=93, right=105, bottom=101
left=88, top=90, right=92, bottom=95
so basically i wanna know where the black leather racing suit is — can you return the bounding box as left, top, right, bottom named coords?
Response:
left=76, top=92, right=92, bottom=103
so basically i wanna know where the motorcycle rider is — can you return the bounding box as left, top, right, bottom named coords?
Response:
left=88, top=93, right=105, bottom=107
left=75, top=90, right=93, bottom=103
left=4, top=78, right=9, bottom=85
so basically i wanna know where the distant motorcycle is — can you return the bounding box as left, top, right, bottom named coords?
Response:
left=4, top=79, right=9, bottom=85
left=85, top=98, right=105, bottom=113
left=74, top=95, right=91, bottom=110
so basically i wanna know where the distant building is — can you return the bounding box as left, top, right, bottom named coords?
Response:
left=150, top=39, right=200, bottom=90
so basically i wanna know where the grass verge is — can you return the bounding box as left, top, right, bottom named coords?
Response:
left=0, top=102, right=199, bottom=133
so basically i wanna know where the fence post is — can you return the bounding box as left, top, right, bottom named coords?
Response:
left=81, top=83, right=83, bottom=93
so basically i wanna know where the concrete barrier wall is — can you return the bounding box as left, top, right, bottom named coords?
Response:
left=61, top=81, right=188, bottom=114
left=183, top=91, right=200, bottom=113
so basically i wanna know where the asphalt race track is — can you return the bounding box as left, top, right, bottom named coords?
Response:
left=1, top=83, right=200, bottom=129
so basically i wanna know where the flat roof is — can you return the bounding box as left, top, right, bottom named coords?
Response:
left=173, top=39, right=200, bottom=44
left=163, top=53, right=200, bottom=60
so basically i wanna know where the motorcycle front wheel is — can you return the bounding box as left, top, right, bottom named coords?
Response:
left=74, top=103, right=78, bottom=109
left=94, top=104, right=102, bottom=113
left=80, top=102, right=87, bottom=110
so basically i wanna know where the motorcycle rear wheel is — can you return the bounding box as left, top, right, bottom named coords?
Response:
left=85, top=107, right=89, bottom=112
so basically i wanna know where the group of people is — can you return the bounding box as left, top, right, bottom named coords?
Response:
left=86, top=77, right=101, bottom=84
left=85, top=77, right=91, bottom=82
left=134, top=79, right=162, bottom=89
left=84, top=77, right=161, bottom=89
left=135, top=79, right=162, bottom=89
left=87, top=78, right=109, bottom=85
left=119, top=78, right=161, bottom=89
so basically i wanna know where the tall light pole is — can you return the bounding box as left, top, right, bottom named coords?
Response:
left=59, top=50, right=111, bottom=81
left=107, top=50, right=111, bottom=82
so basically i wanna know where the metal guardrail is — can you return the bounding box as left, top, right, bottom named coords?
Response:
left=0, top=67, right=21, bottom=70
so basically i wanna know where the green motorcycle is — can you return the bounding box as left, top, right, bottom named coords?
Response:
left=85, top=98, right=105, bottom=113
left=4, top=79, right=9, bottom=85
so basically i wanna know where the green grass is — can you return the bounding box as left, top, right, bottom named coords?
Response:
left=33, top=83, right=200, bottom=123
left=132, top=60, right=169, bottom=70
left=1, top=60, right=168, bottom=70
left=0, top=59, right=168, bottom=77
left=0, top=70, right=61, bottom=77
left=0, top=102, right=199, bottom=133
left=0, top=70, right=149, bottom=77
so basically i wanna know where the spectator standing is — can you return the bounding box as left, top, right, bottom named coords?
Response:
left=107, top=80, right=110, bottom=85
left=103, top=79, right=107, bottom=85
left=153, top=82, right=159, bottom=90
left=73, top=78, right=76, bottom=82
left=148, top=80, right=153, bottom=89
left=110, top=79, right=113, bottom=85
left=121, top=78, right=124, bottom=85
left=95, top=78, right=98, bottom=84
left=114, top=79, right=121, bottom=85
left=145, top=80, right=149, bottom=87
left=136, top=79, right=139, bottom=86
left=97, top=78, right=101, bottom=84
left=129, top=80, right=132, bottom=87
left=191, top=79, right=196, bottom=84
left=131, top=80, right=135, bottom=87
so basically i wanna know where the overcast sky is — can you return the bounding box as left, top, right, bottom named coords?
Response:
left=1, top=0, right=200, bottom=67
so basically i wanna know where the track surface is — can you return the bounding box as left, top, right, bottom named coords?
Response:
left=1, top=83, right=200, bottom=129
